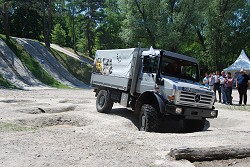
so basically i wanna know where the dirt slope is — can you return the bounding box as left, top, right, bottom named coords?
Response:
left=14, top=38, right=89, bottom=88
left=0, top=38, right=48, bottom=90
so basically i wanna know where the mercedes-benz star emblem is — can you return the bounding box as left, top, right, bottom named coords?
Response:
left=194, top=94, right=201, bottom=103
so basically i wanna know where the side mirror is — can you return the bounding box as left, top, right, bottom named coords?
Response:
left=151, top=74, right=157, bottom=81
left=155, top=74, right=164, bottom=85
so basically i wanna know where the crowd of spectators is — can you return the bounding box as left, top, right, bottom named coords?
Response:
left=202, top=69, right=249, bottom=105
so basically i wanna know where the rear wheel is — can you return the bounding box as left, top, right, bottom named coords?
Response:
left=96, top=89, right=113, bottom=113
left=139, top=104, right=160, bottom=132
left=183, top=118, right=206, bottom=132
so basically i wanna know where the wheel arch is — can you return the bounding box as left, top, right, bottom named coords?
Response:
left=94, top=86, right=109, bottom=97
left=134, top=91, right=166, bottom=115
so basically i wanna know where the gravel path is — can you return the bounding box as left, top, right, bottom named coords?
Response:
left=50, top=44, right=93, bottom=66
left=0, top=89, right=250, bottom=167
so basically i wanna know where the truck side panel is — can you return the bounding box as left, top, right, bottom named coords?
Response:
left=90, top=48, right=137, bottom=91
left=91, top=74, right=131, bottom=91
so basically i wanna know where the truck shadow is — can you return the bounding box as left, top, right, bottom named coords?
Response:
left=160, top=118, right=184, bottom=133
left=109, top=108, right=211, bottom=133
left=160, top=118, right=211, bottom=133
left=109, top=108, right=139, bottom=129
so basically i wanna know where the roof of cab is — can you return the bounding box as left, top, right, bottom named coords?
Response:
left=162, top=50, right=198, bottom=64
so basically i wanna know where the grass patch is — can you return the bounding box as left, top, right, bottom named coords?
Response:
left=0, top=34, right=68, bottom=88
left=215, top=103, right=250, bottom=111
left=0, top=74, right=18, bottom=89
left=49, top=47, right=92, bottom=84
left=0, top=123, right=37, bottom=132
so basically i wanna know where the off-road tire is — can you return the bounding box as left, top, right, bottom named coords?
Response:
left=96, top=89, right=113, bottom=113
left=183, top=118, right=206, bottom=132
left=139, top=104, right=160, bottom=132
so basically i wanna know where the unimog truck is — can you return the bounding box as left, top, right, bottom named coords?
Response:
left=90, top=46, right=218, bottom=132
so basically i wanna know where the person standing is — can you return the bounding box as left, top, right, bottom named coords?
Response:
left=225, top=72, right=233, bottom=105
left=203, top=73, right=209, bottom=88
left=219, top=71, right=227, bottom=104
left=236, top=69, right=249, bottom=105
left=213, top=71, right=221, bottom=102
left=209, top=72, right=215, bottom=91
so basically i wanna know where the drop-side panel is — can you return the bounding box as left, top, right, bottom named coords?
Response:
left=91, top=73, right=130, bottom=91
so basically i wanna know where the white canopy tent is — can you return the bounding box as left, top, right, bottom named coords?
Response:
left=223, top=50, right=250, bottom=78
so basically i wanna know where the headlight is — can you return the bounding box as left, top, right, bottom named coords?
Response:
left=175, top=107, right=183, bottom=114
left=211, top=110, right=217, bottom=117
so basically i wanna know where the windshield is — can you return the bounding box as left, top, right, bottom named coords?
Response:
left=160, top=56, right=199, bottom=82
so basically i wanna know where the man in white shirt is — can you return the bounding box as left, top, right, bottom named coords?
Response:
left=213, top=71, right=221, bottom=102
left=219, top=71, right=227, bottom=104
left=209, top=73, right=215, bottom=91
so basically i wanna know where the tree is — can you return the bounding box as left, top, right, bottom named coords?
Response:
left=119, top=0, right=198, bottom=51
left=0, top=0, right=37, bottom=39
left=118, top=0, right=159, bottom=48
left=64, top=0, right=82, bottom=52
left=52, top=23, right=66, bottom=46
left=95, top=0, right=124, bottom=49
left=119, top=0, right=250, bottom=71
left=53, top=0, right=75, bottom=48
left=40, top=0, right=53, bottom=48
left=0, top=0, right=12, bottom=39
left=204, top=0, right=249, bottom=70
left=10, top=7, right=43, bottom=40
left=81, top=0, right=105, bottom=58
left=159, top=0, right=199, bottom=51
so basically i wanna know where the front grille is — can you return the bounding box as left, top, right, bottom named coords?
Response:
left=176, top=91, right=214, bottom=109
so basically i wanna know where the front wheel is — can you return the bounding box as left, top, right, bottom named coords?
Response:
left=183, top=118, right=206, bottom=132
left=96, top=89, right=113, bottom=113
left=139, top=104, right=160, bottom=132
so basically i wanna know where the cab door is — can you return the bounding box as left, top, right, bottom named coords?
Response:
left=136, top=56, right=158, bottom=93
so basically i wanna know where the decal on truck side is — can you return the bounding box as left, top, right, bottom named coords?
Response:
left=94, top=58, right=113, bottom=75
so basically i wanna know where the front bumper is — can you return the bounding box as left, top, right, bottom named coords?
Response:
left=165, top=105, right=218, bottom=119
left=183, top=107, right=218, bottom=119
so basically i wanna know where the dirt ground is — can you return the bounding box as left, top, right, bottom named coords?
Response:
left=0, top=88, right=250, bottom=167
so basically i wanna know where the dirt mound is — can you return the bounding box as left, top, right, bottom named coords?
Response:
left=0, top=99, right=34, bottom=104
left=16, top=115, right=89, bottom=127
left=18, top=105, right=77, bottom=114
left=0, top=38, right=47, bottom=89
left=58, top=99, right=91, bottom=104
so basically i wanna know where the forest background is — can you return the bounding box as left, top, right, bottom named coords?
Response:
left=0, top=0, right=250, bottom=73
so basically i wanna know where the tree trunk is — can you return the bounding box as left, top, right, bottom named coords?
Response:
left=48, top=0, right=52, bottom=42
left=85, top=1, right=94, bottom=58
left=169, top=145, right=250, bottom=162
left=41, top=0, right=50, bottom=48
left=196, top=29, right=206, bottom=51
left=72, top=4, right=76, bottom=53
left=3, top=2, right=10, bottom=40
left=86, top=18, right=93, bottom=58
